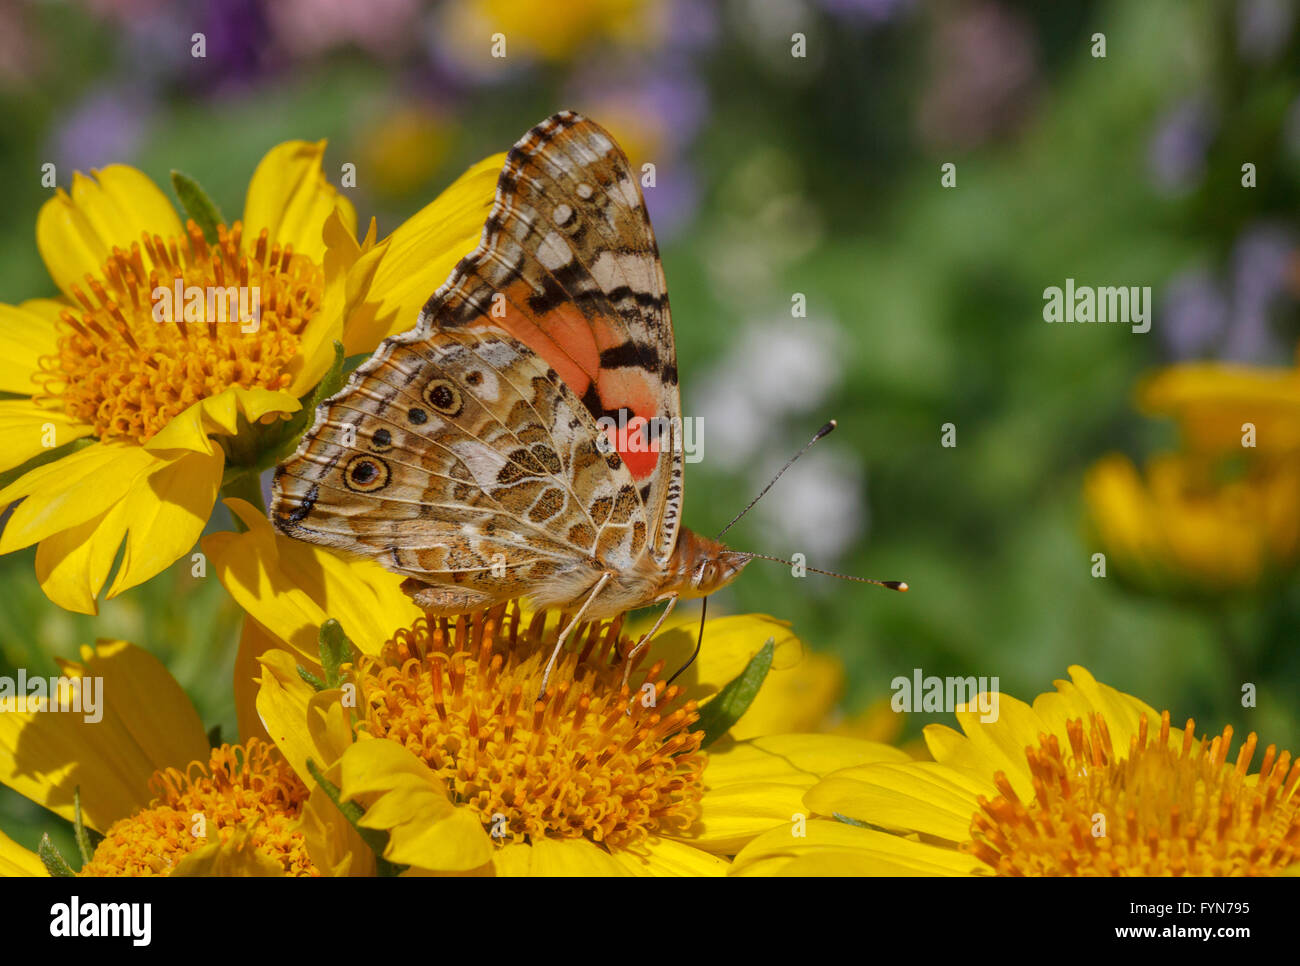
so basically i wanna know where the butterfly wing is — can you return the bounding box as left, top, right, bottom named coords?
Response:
left=410, top=111, right=684, bottom=569
left=271, top=324, right=653, bottom=613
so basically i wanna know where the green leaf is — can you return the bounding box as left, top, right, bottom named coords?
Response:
left=696, top=637, right=775, bottom=748
left=297, top=665, right=327, bottom=692
left=170, top=170, right=225, bottom=243
left=306, top=758, right=404, bottom=877
left=39, top=834, right=76, bottom=877
left=72, top=787, right=102, bottom=865
left=318, top=618, right=355, bottom=690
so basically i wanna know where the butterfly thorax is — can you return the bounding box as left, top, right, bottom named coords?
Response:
left=657, top=527, right=752, bottom=601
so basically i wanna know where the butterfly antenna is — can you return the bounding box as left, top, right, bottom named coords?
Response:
left=666, top=594, right=708, bottom=688
left=741, top=552, right=908, bottom=592
left=717, top=420, right=838, bottom=540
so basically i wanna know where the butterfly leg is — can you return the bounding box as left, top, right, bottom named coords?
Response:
left=621, top=592, right=679, bottom=695
left=538, top=571, right=613, bottom=700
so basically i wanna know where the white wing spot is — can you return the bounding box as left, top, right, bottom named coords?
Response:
left=535, top=230, right=573, bottom=270
left=576, top=183, right=594, bottom=200
left=552, top=203, right=574, bottom=226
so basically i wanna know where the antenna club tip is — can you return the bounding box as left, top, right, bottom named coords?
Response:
left=886, top=580, right=909, bottom=592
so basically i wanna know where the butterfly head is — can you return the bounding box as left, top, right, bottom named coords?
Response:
left=668, top=527, right=752, bottom=600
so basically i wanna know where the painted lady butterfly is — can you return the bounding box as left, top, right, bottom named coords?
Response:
left=271, top=111, right=901, bottom=693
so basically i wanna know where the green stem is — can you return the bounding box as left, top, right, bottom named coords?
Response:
left=220, top=471, right=266, bottom=532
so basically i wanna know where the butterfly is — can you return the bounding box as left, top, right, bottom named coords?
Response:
left=271, top=112, right=905, bottom=695
left=270, top=111, right=756, bottom=694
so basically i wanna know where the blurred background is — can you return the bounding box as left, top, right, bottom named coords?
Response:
left=3, top=0, right=1300, bottom=847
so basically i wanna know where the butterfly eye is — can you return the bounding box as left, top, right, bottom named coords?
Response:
left=423, top=379, right=463, bottom=416
left=344, top=455, right=390, bottom=493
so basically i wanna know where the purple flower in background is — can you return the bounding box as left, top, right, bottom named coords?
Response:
left=266, top=0, right=421, bottom=60
left=819, top=0, right=914, bottom=25
left=1148, top=97, right=1215, bottom=196
left=916, top=1, right=1038, bottom=150
left=1162, top=224, right=1295, bottom=364
left=1162, top=271, right=1227, bottom=360
left=568, top=57, right=710, bottom=236
left=1238, top=0, right=1294, bottom=64
left=50, top=86, right=153, bottom=173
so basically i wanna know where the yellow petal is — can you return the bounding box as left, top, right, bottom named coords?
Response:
left=731, top=819, right=977, bottom=876
left=0, top=827, right=46, bottom=877
left=491, top=837, right=630, bottom=877
left=171, top=827, right=289, bottom=876
left=647, top=613, right=804, bottom=704
left=298, top=782, right=375, bottom=877
left=703, top=733, right=909, bottom=790
left=242, top=140, right=355, bottom=265
left=728, top=651, right=845, bottom=740
left=0, top=399, right=92, bottom=475
left=950, top=691, right=1048, bottom=798
left=0, top=441, right=156, bottom=552
left=233, top=618, right=277, bottom=746
left=145, top=386, right=300, bottom=455
left=691, top=781, right=808, bottom=854
left=37, top=166, right=183, bottom=299
left=104, top=447, right=222, bottom=598
left=343, top=153, right=504, bottom=353
left=691, top=734, right=907, bottom=853
left=34, top=499, right=130, bottom=615
left=0, top=641, right=208, bottom=830
left=337, top=739, right=493, bottom=872
left=1033, top=665, right=1159, bottom=751
left=206, top=498, right=421, bottom=662
left=0, top=300, right=63, bottom=395
left=610, top=836, right=730, bottom=876
left=255, top=648, right=321, bottom=782
left=803, top=761, right=993, bottom=840
left=284, top=208, right=363, bottom=396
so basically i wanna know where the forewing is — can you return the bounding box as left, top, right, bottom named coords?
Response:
left=410, top=110, right=684, bottom=568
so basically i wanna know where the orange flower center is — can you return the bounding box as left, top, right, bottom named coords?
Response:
left=37, top=220, right=321, bottom=443
left=80, top=738, right=317, bottom=876
left=968, top=710, right=1300, bottom=875
left=357, top=604, right=706, bottom=850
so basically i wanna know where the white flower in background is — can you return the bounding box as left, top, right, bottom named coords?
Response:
left=692, top=317, right=842, bottom=469
left=754, top=447, right=866, bottom=564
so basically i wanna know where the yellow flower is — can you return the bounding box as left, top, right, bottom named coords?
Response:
left=733, top=666, right=1300, bottom=876
left=0, top=640, right=329, bottom=875
left=1085, top=362, right=1300, bottom=593
left=441, top=0, right=663, bottom=66
left=204, top=499, right=909, bottom=875
left=0, top=143, right=502, bottom=614
left=1085, top=451, right=1300, bottom=593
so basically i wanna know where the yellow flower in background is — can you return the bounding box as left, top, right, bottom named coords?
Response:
left=1139, top=362, right=1300, bottom=455
left=357, top=105, right=456, bottom=200
left=0, top=143, right=503, bottom=614
left=442, top=0, right=663, bottom=66
left=1085, top=451, right=1300, bottom=593
left=733, top=666, right=1300, bottom=876
left=203, top=499, right=909, bottom=875
left=1085, top=359, right=1300, bottom=594
left=0, top=640, right=337, bottom=876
